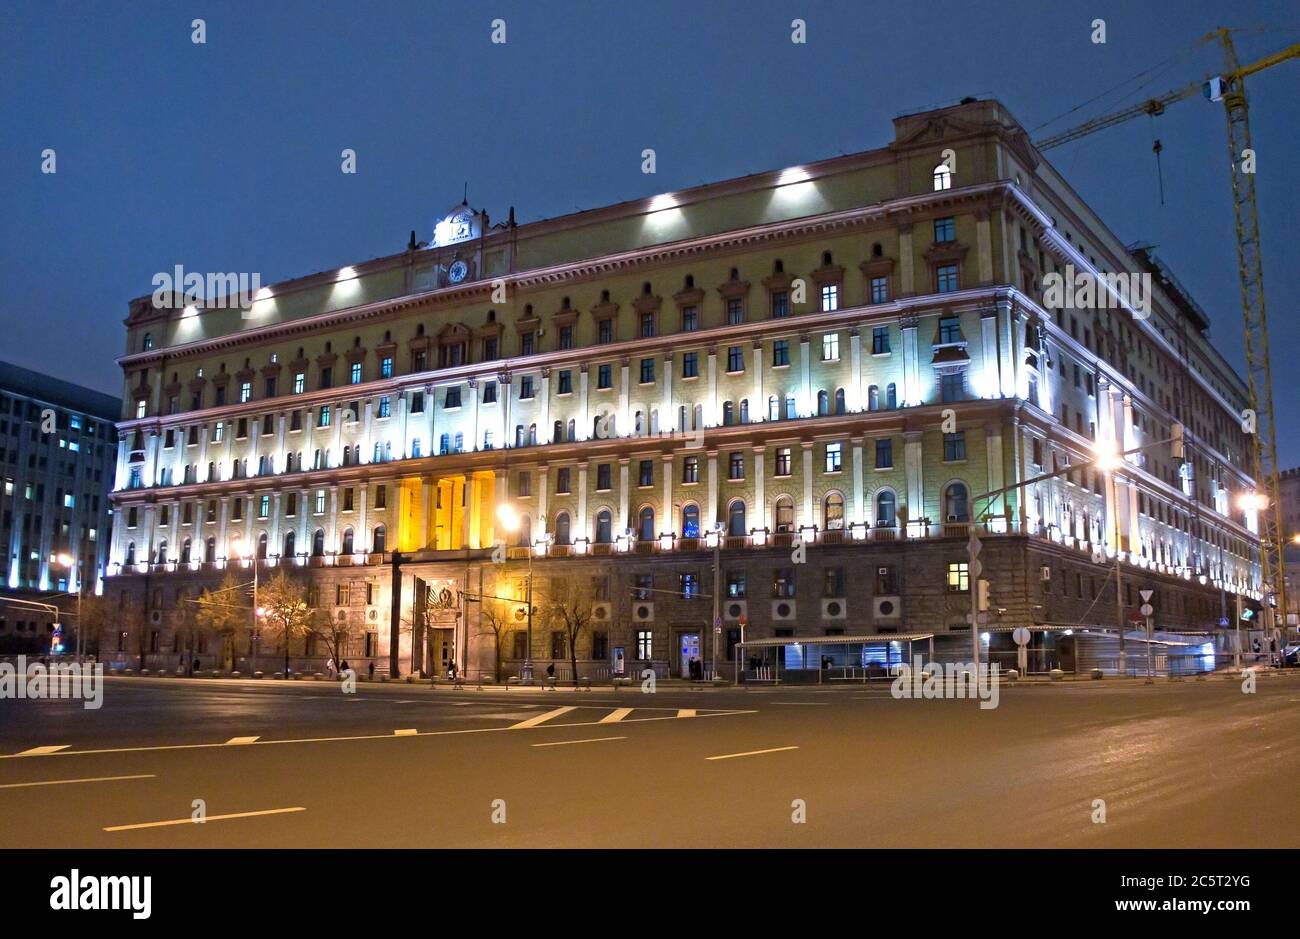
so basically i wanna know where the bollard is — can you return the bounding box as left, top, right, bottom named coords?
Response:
left=1049, top=668, right=1065, bottom=681
left=1090, top=668, right=1104, bottom=680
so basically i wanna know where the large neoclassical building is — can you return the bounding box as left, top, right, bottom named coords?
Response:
left=102, top=98, right=1261, bottom=678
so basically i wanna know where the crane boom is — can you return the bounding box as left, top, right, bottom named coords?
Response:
left=1031, top=28, right=1298, bottom=640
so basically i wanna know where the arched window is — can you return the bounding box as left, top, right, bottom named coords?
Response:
left=516, top=515, right=532, bottom=548
left=933, top=162, right=952, bottom=191
left=595, top=510, right=613, bottom=544
left=944, top=482, right=969, bottom=522
left=739, top=399, right=749, bottom=423
left=768, top=395, right=780, bottom=421
left=835, top=388, right=846, bottom=415
left=142, top=332, right=153, bottom=351
left=372, top=525, right=386, bottom=554
left=638, top=507, right=655, bottom=541
left=728, top=500, right=747, bottom=537
left=553, top=420, right=563, bottom=444
left=774, top=496, right=795, bottom=533
left=283, top=530, right=296, bottom=557
left=125, top=542, right=136, bottom=566
left=553, top=512, right=571, bottom=546
left=784, top=394, right=797, bottom=420
left=156, top=540, right=168, bottom=564
left=824, top=492, right=845, bottom=530
left=682, top=504, right=700, bottom=538
left=723, top=401, right=735, bottom=426
left=204, top=537, right=216, bottom=563
left=257, top=531, right=268, bottom=559
left=341, top=527, right=354, bottom=555
left=181, top=538, right=192, bottom=563
left=312, top=529, right=325, bottom=556
left=817, top=390, right=829, bottom=416
left=886, top=383, right=897, bottom=410
left=868, top=385, right=879, bottom=411
left=567, top=418, right=575, bottom=441
left=876, top=490, right=897, bottom=527
left=527, top=424, right=537, bottom=446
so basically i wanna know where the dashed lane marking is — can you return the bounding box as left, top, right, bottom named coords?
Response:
left=224, top=736, right=259, bottom=745
left=16, top=746, right=69, bottom=757
left=676, top=709, right=698, bottom=718
left=706, top=746, right=799, bottom=761
left=0, top=774, right=156, bottom=789
left=531, top=736, right=626, bottom=748
left=393, top=729, right=418, bottom=736
left=599, top=707, right=635, bottom=724
left=105, top=806, right=306, bottom=832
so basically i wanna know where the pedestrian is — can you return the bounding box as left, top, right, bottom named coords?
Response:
left=447, top=659, right=457, bottom=680
left=340, top=659, right=350, bottom=677
left=368, top=661, right=375, bottom=681
left=546, top=662, right=555, bottom=679
left=325, top=657, right=336, bottom=678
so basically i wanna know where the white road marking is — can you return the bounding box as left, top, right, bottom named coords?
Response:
left=531, top=736, right=626, bottom=748
left=771, top=701, right=831, bottom=706
left=393, top=729, right=418, bottom=736
left=599, top=707, right=635, bottom=724
left=16, top=746, right=69, bottom=757
left=676, top=708, right=698, bottom=718
left=509, top=706, right=577, bottom=729
left=0, top=773, right=155, bottom=789
left=706, top=746, right=799, bottom=761
left=224, top=736, right=259, bottom=745
left=105, top=806, right=306, bottom=832
left=0, top=709, right=759, bottom=759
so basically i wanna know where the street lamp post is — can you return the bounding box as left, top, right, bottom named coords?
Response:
left=496, top=504, right=537, bottom=683
left=710, top=522, right=725, bottom=681
left=55, top=553, right=83, bottom=660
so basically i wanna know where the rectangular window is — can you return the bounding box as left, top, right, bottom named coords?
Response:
left=317, top=406, right=330, bottom=428
left=824, top=442, right=842, bottom=473
left=875, top=438, right=893, bottom=469
left=319, top=367, right=332, bottom=389
left=517, top=472, right=531, bottom=498
left=640, top=312, right=655, bottom=338
left=639, top=358, right=655, bottom=384
left=556, top=468, right=571, bottom=494
left=638, top=460, right=653, bottom=487
left=597, top=364, right=612, bottom=390
left=727, top=346, right=744, bottom=373
left=823, top=567, right=845, bottom=598
left=943, top=432, right=967, bottom=462
left=483, top=337, right=498, bottom=361
left=821, top=333, right=839, bottom=361
left=934, top=217, right=955, bottom=243
left=410, top=391, right=425, bottom=414
left=872, top=326, right=890, bottom=354
left=682, top=456, right=698, bottom=484
left=771, top=291, right=788, bottom=319
left=635, top=574, right=653, bottom=601
left=559, top=325, right=573, bottom=350
left=772, top=568, right=796, bottom=599
left=936, top=264, right=959, bottom=294
left=596, top=463, right=611, bottom=490
left=682, top=352, right=698, bottom=379
left=558, top=370, right=572, bottom=394
left=772, top=340, right=789, bottom=367
left=681, top=306, right=698, bottom=332
left=947, top=561, right=970, bottom=592
left=870, top=277, right=889, bottom=304
left=774, top=447, right=792, bottom=476
left=679, top=572, right=700, bottom=600
left=726, top=571, right=746, bottom=598
left=598, top=319, right=613, bottom=344
left=726, top=298, right=744, bottom=325
left=938, top=316, right=962, bottom=344
left=519, top=377, right=534, bottom=400
left=482, top=381, right=497, bottom=404
left=636, top=631, right=653, bottom=660
left=820, top=283, right=839, bottom=312
left=940, top=372, right=965, bottom=403
left=240, top=381, right=252, bottom=403
left=350, top=362, right=362, bottom=384
left=728, top=452, right=744, bottom=480
left=380, top=356, right=393, bottom=378
left=378, top=396, right=391, bottom=418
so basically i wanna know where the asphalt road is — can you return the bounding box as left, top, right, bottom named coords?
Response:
left=1, top=673, right=1297, bottom=848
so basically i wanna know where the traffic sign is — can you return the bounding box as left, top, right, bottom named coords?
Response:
left=1139, top=588, right=1154, bottom=603
left=1128, top=611, right=1144, bottom=623
left=1140, top=603, right=1154, bottom=617
left=1011, top=627, right=1031, bottom=646
left=1219, top=617, right=1230, bottom=627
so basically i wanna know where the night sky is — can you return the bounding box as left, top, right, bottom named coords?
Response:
left=2, top=0, right=1297, bottom=464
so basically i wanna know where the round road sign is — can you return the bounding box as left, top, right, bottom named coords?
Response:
left=1011, top=627, right=1031, bottom=646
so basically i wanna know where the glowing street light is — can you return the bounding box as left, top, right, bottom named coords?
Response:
left=495, top=502, right=535, bottom=683
left=1238, top=492, right=1268, bottom=513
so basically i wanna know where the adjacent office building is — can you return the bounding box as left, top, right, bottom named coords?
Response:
left=101, top=98, right=1262, bottom=677
left=0, top=360, right=119, bottom=651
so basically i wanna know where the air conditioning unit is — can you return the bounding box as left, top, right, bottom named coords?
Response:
left=632, top=601, right=654, bottom=622
left=873, top=596, right=901, bottom=621
left=947, top=514, right=960, bottom=522
left=1040, top=565, right=1052, bottom=582
left=771, top=600, right=796, bottom=621
left=723, top=599, right=747, bottom=621
left=591, top=602, right=612, bottom=622
left=821, top=598, right=847, bottom=620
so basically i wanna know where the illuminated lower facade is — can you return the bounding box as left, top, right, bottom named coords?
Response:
left=99, top=99, right=1263, bottom=673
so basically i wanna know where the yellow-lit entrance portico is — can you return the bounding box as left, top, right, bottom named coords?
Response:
left=396, top=470, right=498, bottom=553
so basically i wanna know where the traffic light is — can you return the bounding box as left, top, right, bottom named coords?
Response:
left=976, top=579, right=990, bottom=612
left=1171, top=421, right=1185, bottom=460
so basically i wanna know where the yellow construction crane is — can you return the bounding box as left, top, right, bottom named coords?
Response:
left=1036, top=28, right=1299, bottom=643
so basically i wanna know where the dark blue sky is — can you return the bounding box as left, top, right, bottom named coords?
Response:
left=2, top=0, right=1297, bottom=464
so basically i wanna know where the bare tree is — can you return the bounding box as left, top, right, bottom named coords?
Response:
left=541, top=576, right=595, bottom=684
left=475, top=598, right=512, bottom=683
left=194, top=574, right=251, bottom=671
left=75, top=593, right=112, bottom=658
left=121, top=597, right=149, bottom=670
left=258, top=572, right=314, bottom=675
left=305, top=608, right=359, bottom=673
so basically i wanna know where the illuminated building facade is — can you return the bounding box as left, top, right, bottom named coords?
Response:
left=0, top=360, right=118, bottom=651
left=102, top=99, right=1261, bottom=677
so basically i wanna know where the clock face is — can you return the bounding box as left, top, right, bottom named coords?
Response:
left=448, top=259, right=469, bottom=284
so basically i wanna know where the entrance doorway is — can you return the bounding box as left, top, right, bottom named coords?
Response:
left=427, top=628, right=454, bottom=677
left=679, top=632, right=701, bottom=678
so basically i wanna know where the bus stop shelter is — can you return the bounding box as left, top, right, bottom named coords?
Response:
left=736, top=632, right=935, bottom=685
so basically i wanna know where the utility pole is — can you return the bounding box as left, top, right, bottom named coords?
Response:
left=711, top=523, right=722, bottom=680
left=389, top=550, right=403, bottom=678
